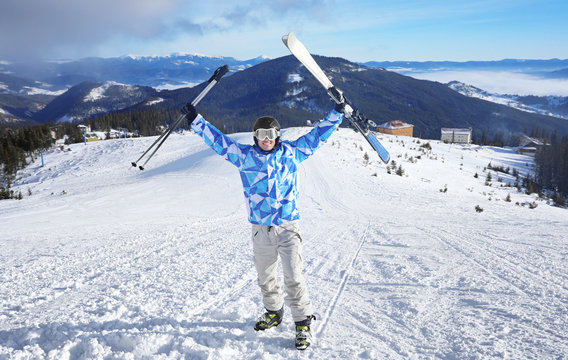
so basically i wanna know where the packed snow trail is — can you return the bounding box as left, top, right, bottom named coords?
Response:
left=1, top=128, right=567, bottom=359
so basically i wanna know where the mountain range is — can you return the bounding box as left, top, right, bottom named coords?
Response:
left=0, top=54, right=266, bottom=126
left=0, top=54, right=268, bottom=91
left=1, top=54, right=568, bottom=142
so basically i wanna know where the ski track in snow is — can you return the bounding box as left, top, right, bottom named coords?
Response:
left=1, top=128, right=567, bottom=359
left=316, top=222, right=370, bottom=339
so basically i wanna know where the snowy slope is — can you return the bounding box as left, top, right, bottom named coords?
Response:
left=1, top=128, right=567, bottom=359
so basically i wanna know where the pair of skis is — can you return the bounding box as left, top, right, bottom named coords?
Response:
left=131, top=65, right=229, bottom=170
left=282, top=32, right=390, bottom=164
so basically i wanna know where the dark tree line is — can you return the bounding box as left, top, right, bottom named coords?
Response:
left=1, top=124, right=49, bottom=198
left=0, top=123, right=83, bottom=198
left=534, top=134, right=568, bottom=203
left=1, top=124, right=51, bottom=181
left=85, top=108, right=181, bottom=136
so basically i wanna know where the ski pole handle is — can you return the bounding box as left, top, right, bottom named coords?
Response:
left=192, top=65, right=230, bottom=106
left=328, top=86, right=354, bottom=117
left=208, top=64, right=230, bottom=83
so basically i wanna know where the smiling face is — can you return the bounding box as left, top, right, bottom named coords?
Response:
left=258, top=137, right=276, bottom=151
left=253, top=116, right=280, bottom=152
left=253, top=125, right=279, bottom=151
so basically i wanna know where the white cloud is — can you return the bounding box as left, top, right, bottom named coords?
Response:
left=0, top=0, right=186, bottom=61
left=409, top=71, right=568, bottom=97
left=0, top=0, right=334, bottom=61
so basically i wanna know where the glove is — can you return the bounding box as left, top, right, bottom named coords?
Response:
left=329, top=86, right=347, bottom=113
left=182, top=103, right=198, bottom=123
left=328, top=86, right=345, bottom=103
left=334, top=101, right=346, bottom=113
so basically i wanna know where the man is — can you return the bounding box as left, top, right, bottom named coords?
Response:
left=184, top=100, right=345, bottom=350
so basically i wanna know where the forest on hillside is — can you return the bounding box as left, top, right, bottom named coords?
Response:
left=535, top=135, right=568, bottom=205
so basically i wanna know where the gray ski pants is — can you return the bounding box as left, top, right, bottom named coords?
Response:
left=251, top=220, right=313, bottom=322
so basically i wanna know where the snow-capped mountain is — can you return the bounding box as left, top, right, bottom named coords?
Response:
left=1, top=128, right=566, bottom=358
left=0, top=53, right=269, bottom=125
left=32, top=81, right=159, bottom=123
left=0, top=53, right=269, bottom=93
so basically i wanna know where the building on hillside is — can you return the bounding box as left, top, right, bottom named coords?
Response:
left=77, top=124, right=92, bottom=133
left=519, top=135, right=545, bottom=148
left=441, top=128, right=472, bottom=144
left=377, top=120, right=414, bottom=137
left=518, top=135, right=546, bottom=155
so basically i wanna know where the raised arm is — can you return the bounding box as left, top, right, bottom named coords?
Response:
left=188, top=110, right=247, bottom=168
left=289, top=109, right=343, bottom=163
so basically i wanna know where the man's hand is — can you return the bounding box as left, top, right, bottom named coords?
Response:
left=329, top=86, right=348, bottom=113
left=182, top=103, right=198, bottom=123
left=328, top=86, right=345, bottom=104
left=334, top=101, right=347, bottom=113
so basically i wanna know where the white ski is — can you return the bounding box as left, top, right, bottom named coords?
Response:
left=282, top=32, right=390, bottom=163
left=282, top=33, right=334, bottom=90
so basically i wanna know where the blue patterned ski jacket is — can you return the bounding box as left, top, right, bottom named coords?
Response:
left=191, top=110, right=343, bottom=226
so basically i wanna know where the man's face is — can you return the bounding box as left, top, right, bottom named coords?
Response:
left=258, top=138, right=276, bottom=151
left=254, top=127, right=279, bottom=151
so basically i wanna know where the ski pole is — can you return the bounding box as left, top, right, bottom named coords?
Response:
left=130, top=123, right=175, bottom=168
left=136, top=113, right=185, bottom=170
left=131, top=100, right=197, bottom=169
left=131, top=64, right=230, bottom=170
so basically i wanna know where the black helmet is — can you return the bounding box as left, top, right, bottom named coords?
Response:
left=253, top=116, right=280, bottom=132
left=253, top=116, right=281, bottom=150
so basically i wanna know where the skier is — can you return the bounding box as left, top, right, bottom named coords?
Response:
left=183, top=99, right=346, bottom=350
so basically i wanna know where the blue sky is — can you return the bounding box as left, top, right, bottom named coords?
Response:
left=1, top=0, right=567, bottom=62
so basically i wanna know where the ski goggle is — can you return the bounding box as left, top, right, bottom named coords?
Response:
left=254, top=128, right=280, bottom=141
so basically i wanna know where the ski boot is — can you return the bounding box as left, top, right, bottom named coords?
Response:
left=254, top=308, right=283, bottom=331
left=295, top=315, right=316, bottom=350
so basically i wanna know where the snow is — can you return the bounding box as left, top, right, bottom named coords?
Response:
left=1, top=128, right=567, bottom=359
left=379, top=121, right=413, bottom=130
left=56, top=114, right=78, bottom=124
left=145, top=98, right=165, bottom=106
left=285, top=86, right=307, bottom=98
left=0, top=107, right=13, bottom=116
left=155, top=82, right=200, bottom=91
left=287, top=73, right=304, bottom=83
left=21, top=86, right=66, bottom=96
left=84, top=82, right=126, bottom=102
left=0, top=82, right=65, bottom=96
left=84, top=86, right=107, bottom=102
